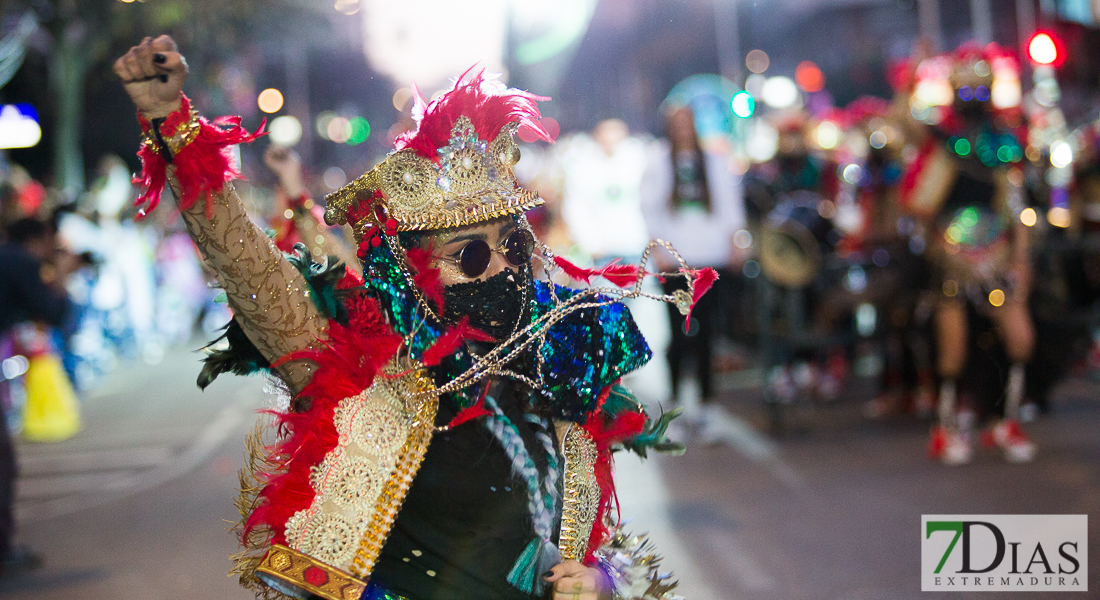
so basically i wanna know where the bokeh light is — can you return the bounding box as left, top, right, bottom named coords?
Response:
left=315, top=111, right=338, bottom=139
left=730, top=91, right=755, bottom=118
left=988, top=289, right=1005, bottom=307
left=761, top=76, right=799, bottom=108
left=1050, top=140, right=1073, bottom=168
left=745, top=74, right=767, bottom=98
left=540, top=117, right=561, bottom=140
left=869, top=130, right=887, bottom=149
left=1028, top=33, right=1058, bottom=65
left=1020, top=207, right=1037, bottom=227
left=327, top=116, right=352, bottom=143
left=347, top=117, right=371, bottom=145
left=335, top=0, right=360, bottom=15
left=745, top=122, right=779, bottom=162
left=991, top=79, right=1022, bottom=109
left=392, top=87, right=413, bottom=112
left=842, top=163, right=861, bottom=184
left=815, top=121, right=839, bottom=150
left=323, top=166, right=348, bottom=189
left=745, top=49, right=770, bottom=74
left=257, top=88, right=284, bottom=113
left=1047, top=206, right=1071, bottom=228
left=795, top=61, right=825, bottom=93
left=0, top=105, right=42, bottom=149
left=268, top=115, right=303, bottom=146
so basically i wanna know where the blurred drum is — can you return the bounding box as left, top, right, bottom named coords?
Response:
left=759, top=192, right=838, bottom=288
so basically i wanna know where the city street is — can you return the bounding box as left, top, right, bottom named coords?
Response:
left=1, top=347, right=1097, bottom=600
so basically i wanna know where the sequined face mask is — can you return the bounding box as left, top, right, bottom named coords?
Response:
left=442, top=266, right=530, bottom=341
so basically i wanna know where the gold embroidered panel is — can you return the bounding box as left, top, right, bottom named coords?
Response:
left=558, top=424, right=600, bottom=562
left=282, top=363, right=437, bottom=578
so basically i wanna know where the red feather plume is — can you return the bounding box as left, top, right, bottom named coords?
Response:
left=395, top=67, right=552, bottom=161
left=421, top=317, right=495, bottom=367
left=444, top=381, right=492, bottom=429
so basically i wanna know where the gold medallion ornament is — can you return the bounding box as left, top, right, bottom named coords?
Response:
left=324, top=117, right=541, bottom=238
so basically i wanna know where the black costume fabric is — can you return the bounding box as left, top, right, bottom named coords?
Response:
left=371, top=378, right=557, bottom=600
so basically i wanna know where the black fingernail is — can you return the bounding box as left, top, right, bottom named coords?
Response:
left=158, top=74, right=169, bottom=83
left=542, top=570, right=554, bottom=578
left=153, top=53, right=167, bottom=64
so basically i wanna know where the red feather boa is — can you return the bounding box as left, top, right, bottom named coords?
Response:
left=243, top=295, right=402, bottom=545
left=133, top=93, right=266, bottom=220
left=406, top=246, right=446, bottom=313
left=580, top=394, right=649, bottom=563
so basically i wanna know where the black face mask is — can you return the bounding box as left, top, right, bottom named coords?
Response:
left=442, top=266, right=529, bottom=341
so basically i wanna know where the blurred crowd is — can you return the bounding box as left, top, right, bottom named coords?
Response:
left=516, top=41, right=1100, bottom=466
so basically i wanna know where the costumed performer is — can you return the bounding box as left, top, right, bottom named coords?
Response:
left=901, top=44, right=1035, bottom=465
left=115, top=35, right=712, bottom=600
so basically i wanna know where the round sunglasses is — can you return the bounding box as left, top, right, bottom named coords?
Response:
left=435, top=229, right=535, bottom=278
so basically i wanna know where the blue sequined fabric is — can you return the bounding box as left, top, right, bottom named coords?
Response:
left=361, top=580, right=413, bottom=600
left=358, top=232, right=651, bottom=422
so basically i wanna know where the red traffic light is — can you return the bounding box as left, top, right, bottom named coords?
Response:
left=1027, top=32, right=1061, bottom=66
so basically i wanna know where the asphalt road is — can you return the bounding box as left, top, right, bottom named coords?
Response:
left=1, top=347, right=1096, bottom=599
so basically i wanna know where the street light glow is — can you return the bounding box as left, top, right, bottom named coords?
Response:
left=1028, top=33, right=1058, bottom=65
left=0, top=105, right=42, bottom=149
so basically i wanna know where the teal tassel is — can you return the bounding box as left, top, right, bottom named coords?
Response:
left=507, top=538, right=560, bottom=595
left=506, top=538, right=541, bottom=594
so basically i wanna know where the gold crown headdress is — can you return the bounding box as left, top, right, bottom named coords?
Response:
left=324, top=70, right=552, bottom=242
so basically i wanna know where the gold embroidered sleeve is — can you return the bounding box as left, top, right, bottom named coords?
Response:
left=171, top=177, right=327, bottom=393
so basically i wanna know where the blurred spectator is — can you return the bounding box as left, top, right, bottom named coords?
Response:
left=641, top=106, right=746, bottom=420
left=557, top=118, right=650, bottom=262
left=0, top=217, right=78, bottom=575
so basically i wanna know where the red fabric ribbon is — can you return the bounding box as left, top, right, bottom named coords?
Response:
left=553, top=256, right=643, bottom=288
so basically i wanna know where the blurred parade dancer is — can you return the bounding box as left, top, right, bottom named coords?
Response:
left=263, top=145, right=360, bottom=268
left=902, top=45, right=1036, bottom=465
left=115, top=35, right=707, bottom=600
left=641, top=106, right=745, bottom=425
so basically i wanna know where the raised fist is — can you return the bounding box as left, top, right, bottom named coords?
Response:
left=264, top=146, right=307, bottom=198
left=114, top=35, right=188, bottom=119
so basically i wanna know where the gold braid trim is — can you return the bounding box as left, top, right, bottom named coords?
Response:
left=229, top=420, right=297, bottom=600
